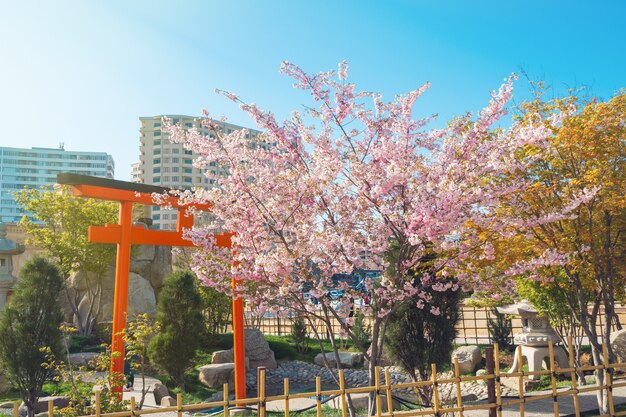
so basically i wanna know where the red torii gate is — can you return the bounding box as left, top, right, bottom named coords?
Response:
left=57, top=173, right=247, bottom=399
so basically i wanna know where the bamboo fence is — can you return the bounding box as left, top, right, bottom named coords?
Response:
left=249, top=304, right=626, bottom=345
left=16, top=339, right=626, bottom=417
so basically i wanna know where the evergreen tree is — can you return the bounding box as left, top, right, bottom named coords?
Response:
left=0, top=257, right=64, bottom=417
left=385, top=278, right=461, bottom=406
left=148, top=270, right=203, bottom=389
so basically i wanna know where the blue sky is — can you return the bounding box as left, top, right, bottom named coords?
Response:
left=1, top=1, right=624, bottom=180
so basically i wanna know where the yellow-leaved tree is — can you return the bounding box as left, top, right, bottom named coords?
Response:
left=471, top=90, right=625, bottom=413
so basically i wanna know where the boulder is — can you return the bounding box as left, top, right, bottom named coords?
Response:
left=243, top=329, right=277, bottom=370
left=0, top=402, right=15, bottom=409
left=153, top=382, right=170, bottom=406
left=611, top=329, right=626, bottom=363
left=212, top=350, right=234, bottom=364
left=160, top=396, right=177, bottom=407
left=66, top=352, right=98, bottom=367
left=452, top=346, right=482, bottom=375
left=19, top=397, right=70, bottom=417
left=211, top=350, right=249, bottom=368
left=198, top=364, right=235, bottom=390
left=130, top=245, right=172, bottom=292
left=96, top=273, right=157, bottom=323
left=314, top=352, right=364, bottom=368
left=327, top=393, right=400, bottom=412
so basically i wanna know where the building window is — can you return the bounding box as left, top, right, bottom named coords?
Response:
left=154, top=158, right=161, bottom=164
left=184, top=168, right=192, bottom=174
left=153, top=177, right=161, bottom=182
left=154, top=122, right=161, bottom=127
left=153, top=149, right=161, bottom=155
left=154, top=140, right=161, bottom=146
left=184, top=159, right=192, bottom=164
left=153, top=167, right=160, bottom=173
left=184, top=177, right=192, bottom=183
left=172, top=167, right=179, bottom=172
left=172, top=176, right=179, bottom=181
left=172, top=157, right=179, bottom=163
left=172, top=148, right=179, bottom=154
left=184, top=150, right=192, bottom=155
left=154, top=131, right=161, bottom=136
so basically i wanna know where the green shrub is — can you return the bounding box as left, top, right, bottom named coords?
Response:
left=148, top=270, right=204, bottom=390
left=0, top=257, right=65, bottom=417
left=488, top=308, right=513, bottom=351
left=291, top=316, right=308, bottom=353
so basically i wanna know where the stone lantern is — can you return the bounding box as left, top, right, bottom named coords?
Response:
left=497, top=300, right=569, bottom=380
left=0, top=223, right=25, bottom=312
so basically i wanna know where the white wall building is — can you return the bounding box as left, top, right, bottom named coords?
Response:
left=0, top=145, right=114, bottom=223
left=136, top=115, right=262, bottom=230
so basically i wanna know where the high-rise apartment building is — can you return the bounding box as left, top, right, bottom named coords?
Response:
left=136, top=115, right=262, bottom=230
left=0, top=145, right=115, bottom=223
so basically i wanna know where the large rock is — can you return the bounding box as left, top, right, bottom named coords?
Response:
left=212, top=350, right=235, bottom=364
left=66, top=352, right=98, bottom=367
left=130, top=245, right=172, bottom=293
left=314, top=352, right=364, bottom=368
left=211, top=350, right=249, bottom=368
left=243, top=329, right=277, bottom=370
left=19, top=397, right=70, bottom=417
left=611, top=329, right=626, bottom=363
left=327, top=393, right=400, bottom=412
left=198, top=364, right=235, bottom=390
left=452, top=346, right=482, bottom=375
left=153, top=382, right=170, bottom=406
left=96, top=273, right=157, bottom=324
left=160, top=396, right=177, bottom=407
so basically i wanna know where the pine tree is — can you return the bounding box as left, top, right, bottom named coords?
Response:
left=148, top=270, right=203, bottom=389
left=0, top=257, right=64, bottom=417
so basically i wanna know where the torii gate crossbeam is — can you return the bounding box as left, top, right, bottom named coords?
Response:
left=57, top=173, right=246, bottom=400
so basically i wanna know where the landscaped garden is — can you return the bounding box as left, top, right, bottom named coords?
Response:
left=0, top=56, right=624, bottom=417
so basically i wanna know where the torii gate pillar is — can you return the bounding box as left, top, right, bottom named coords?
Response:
left=57, top=173, right=246, bottom=400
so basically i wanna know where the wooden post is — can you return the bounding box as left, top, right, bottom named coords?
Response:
left=224, top=383, right=230, bottom=417
left=12, top=401, right=18, bottom=417
left=431, top=363, right=440, bottom=416
left=516, top=344, right=525, bottom=417
left=95, top=390, right=101, bottom=417
left=336, top=369, right=348, bottom=417
left=384, top=369, right=393, bottom=414
left=453, top=358, right=464, bottom=417
left=547, top=342, right=559, bottom=417
left=259, top=367, right=267, bottom=417
left=567, top=336, right=580, bottom=417
left=494, top=344, right=503, bottom=417
left=130, top=396, right=136, bottom=414
left=284, top=378, right=290, bottom=417
left=339, top=369, right=347, bottom=417
left=315, top=376, right=322, bottom=417
left=176, top=392, right=182, bottom=417
left=485, top=346, right=496, bottom=417
left=47, top=400, right=53, bottom=417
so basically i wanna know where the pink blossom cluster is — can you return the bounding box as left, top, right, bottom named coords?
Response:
left=162, top=61, right=585, bottom=320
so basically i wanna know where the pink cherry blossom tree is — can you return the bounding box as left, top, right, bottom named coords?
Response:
left=164, top=61, right=582, bottom=415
